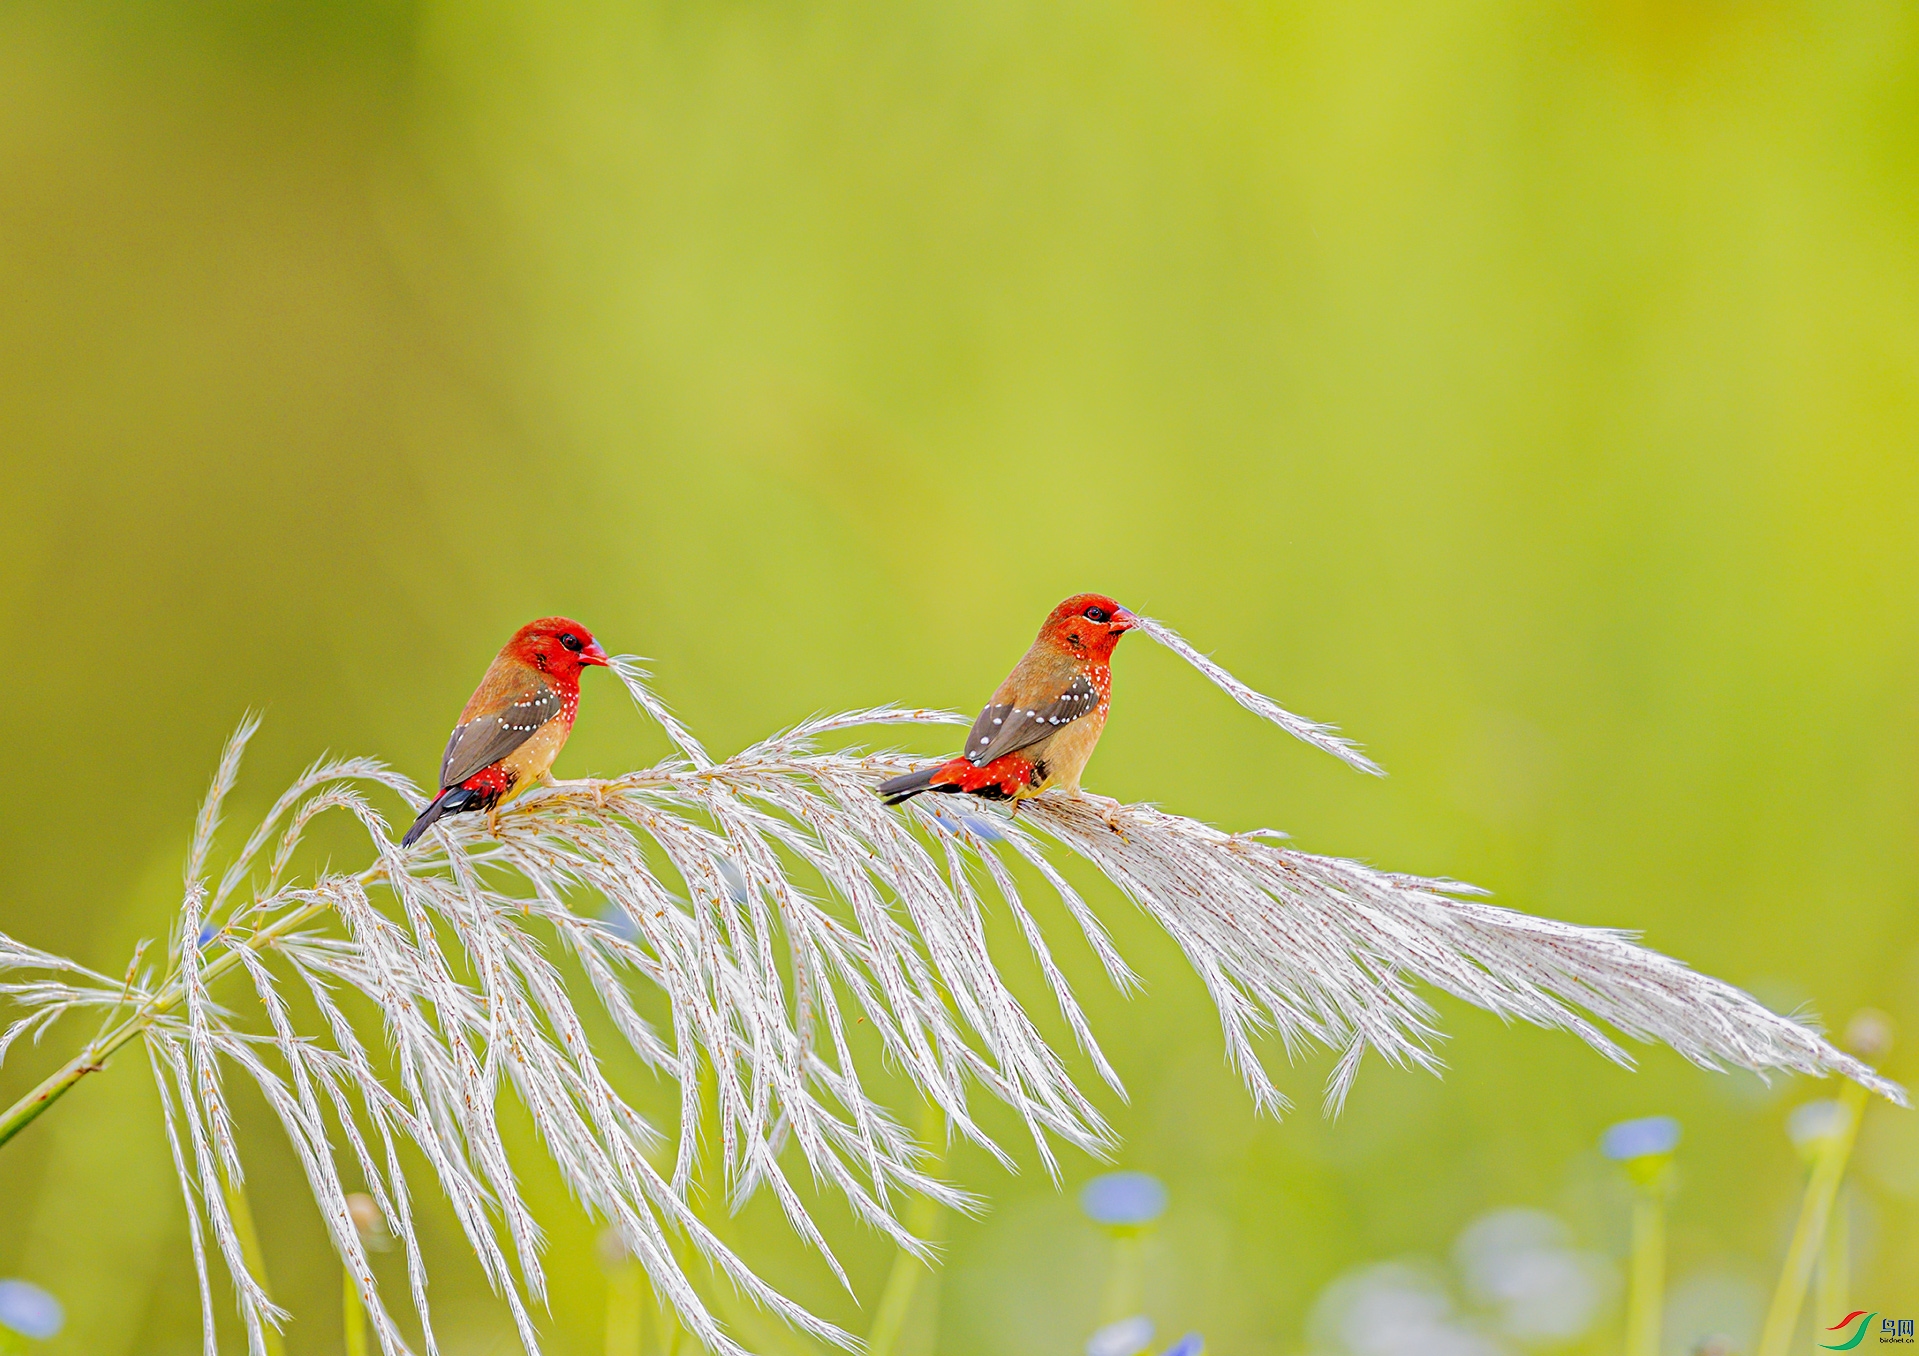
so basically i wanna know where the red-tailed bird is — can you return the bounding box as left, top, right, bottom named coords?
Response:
left=401, top=617, right=610, bottom=847
left=878, top=593, right=1136, bottom=809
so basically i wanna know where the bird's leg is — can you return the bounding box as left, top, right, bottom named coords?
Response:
left=1078, top=791, right=1129, bottom=839
left=542, top=771, right=607, bottom=809
left=486, top=807, right=501, bottom=837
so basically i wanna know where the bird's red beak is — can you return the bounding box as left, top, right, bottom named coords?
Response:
left=1112, top=608, right=1139, bottom=633
left=581, top=640, right=611, bottom=667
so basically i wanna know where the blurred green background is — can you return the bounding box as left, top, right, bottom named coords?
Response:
left=4, top=0, right=1919, bottom=1351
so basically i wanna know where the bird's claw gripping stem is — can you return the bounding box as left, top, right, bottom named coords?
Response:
left=1081, top=793, right=1128, bottom=840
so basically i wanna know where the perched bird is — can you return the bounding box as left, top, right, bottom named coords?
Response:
left=879, top=593, right=1136, bottom=809
left=401, top=617, right=610, bottom=847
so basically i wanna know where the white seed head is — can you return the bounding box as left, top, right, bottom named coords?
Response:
left=0, top=652, right=1898, bottom=1356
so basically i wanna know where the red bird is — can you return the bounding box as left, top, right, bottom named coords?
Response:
left=401, top=617, right=610, bottom=847
left=879, top=593, right=1137, bottom=809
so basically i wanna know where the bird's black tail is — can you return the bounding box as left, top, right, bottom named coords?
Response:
left=876, top=766, right=960, bottom=806
left=401, top=786, right=488, bottom=847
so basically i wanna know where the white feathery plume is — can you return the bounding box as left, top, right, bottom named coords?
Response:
left=148, top=1039, right=221, bottom=1356
left=0, top=635, right=1901, bottom=1355
left=1130, top=612, right=1386, bottom=775
left=0, top=954, right=145, bottom=1065
left=608, top=654, right=713, bottom=768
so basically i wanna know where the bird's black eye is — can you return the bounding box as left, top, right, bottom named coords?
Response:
left=1082, top=606, right=1109, bottom=623
left=559, top=633, right=583, bottom=652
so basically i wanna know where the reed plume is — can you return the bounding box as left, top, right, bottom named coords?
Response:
left=0, top=623, right=1899, bottom=1355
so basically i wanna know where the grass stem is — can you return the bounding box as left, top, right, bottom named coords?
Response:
left=654, top=1290, right=681, bottom=1356
left=344, top=1264, right=368, bottom=1356
left=226, top=1180, right=287, bottom=1356
left=605, top=1258, right=643, bottom=1356
left=1757, top=1080, right=1868, bottom=1356
left=866, top=1103, right=948, bottom=1356
left=1625, top=1187, right=1665, bottom=1356
left=0, top=882, right=372, bottom=1152
left=1815, top=1182, right=1850, bottom=1331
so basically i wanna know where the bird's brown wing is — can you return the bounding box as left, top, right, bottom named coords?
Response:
left=960, top=675, right=1100, bottom=767
left=439, top=682, right=562, bottom=787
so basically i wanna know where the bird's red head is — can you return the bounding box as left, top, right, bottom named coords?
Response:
left=1038, top=593, right=1136, bottom=662
left=504, top=617, right=610, bottom=680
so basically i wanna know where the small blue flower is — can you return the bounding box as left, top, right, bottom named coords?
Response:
left=1080, top=1171, right=1167, bottom=1227
left=959, top=815, right=1006, bottom=844
left=1086, top=1315, right=1154, bottom=1356
left=1159, top=1334, right=1204, bottom=1356
left=1786, top=1099, right=1847, bottom=1149
left=195, top=924, right=217, bottom=948
left=926, top=808, right=1009, bottom=843
left=596, top=904, right=638, bottom=942
left=1601, top=1115, right=1680, bottom=1161
left=715, top=859, right=750, bottom=904
left=0, top=1279, right=63, bottom=1340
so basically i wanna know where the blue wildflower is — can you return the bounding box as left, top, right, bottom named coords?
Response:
left=925, top=807, right=1007, bottom=843
left=1159, top=1334, right=1204, bottom=1356
left=1600, top=1115, right=1680, bottom=1161
left=596, top=903, right=638, bottom=942
left=1086, top=1315, right=1154, bottom=1356
left=959, top=815, right=1006, bottom=843
left=1786, top=1099, right=1847, bottom=1152
left=1080, top=1171, right=1167, bottom=1227
left=195, top=923, right=217, bottom=948
left=0, top=1280, right=63, bottom=1340
left=715, top=859, right=750, bottom=904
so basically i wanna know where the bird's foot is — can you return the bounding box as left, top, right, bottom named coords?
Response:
left=486, top=808, right=501, bottom=837
left=972, top=796, right=1019, bottom=822
left=1079, top=792, right=1128, bottom=840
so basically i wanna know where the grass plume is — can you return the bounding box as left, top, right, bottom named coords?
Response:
left=0, top=633, right=1900, bottom=1354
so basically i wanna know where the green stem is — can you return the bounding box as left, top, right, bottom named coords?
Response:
left=227, top=1180, right=288, bottom=1356
left=0, top=886, right=367, bottom=1152
left=0, top=1053, right=114, bottom=1151
left=654, top=1285, right=682, bottom=1356
left=865, top=1193, right=946, bottom=1356
left=1816, top=1181, right=1850, bottom=1329
left=606, top=1259, right=643, bottom=1356
left=345, top=1263, right=368, bottom=1356
left=1624, top=1187, right=1665, bottom=1356
left=1757, top=1081, right=1869, bottom=1356
left=867, top=1103, right=948, bottom=1356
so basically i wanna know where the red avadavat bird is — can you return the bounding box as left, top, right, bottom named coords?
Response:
left=879, top=593, right=1137, bottom=809
left=401, top=617, right=610, bottom=847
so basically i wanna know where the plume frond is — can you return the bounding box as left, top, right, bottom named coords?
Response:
left=1131, top=613, right=1386, bottom=775
left=0, top=642, right=1896, bottom=1353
